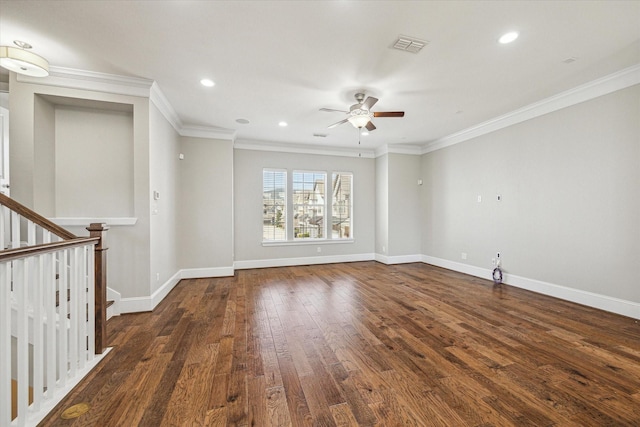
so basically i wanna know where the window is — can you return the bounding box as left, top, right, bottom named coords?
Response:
left=262, top=169, right=286, bottom=241
left=293, top=171, right=326, bottom=239
left=332, top=172, right=352, bottom=239
left=262, top=168, right=353, bottom=243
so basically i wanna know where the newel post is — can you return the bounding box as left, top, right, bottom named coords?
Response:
left=87, top=223, right=109, bottom=354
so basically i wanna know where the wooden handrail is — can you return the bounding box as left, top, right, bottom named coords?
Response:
left=0, top=237, right=99, bottom=262
left=0, top=193, right=109, bottom=354
left=0, top=193, right=77, bottom=240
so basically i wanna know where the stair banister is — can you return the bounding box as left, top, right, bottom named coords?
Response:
left=0, top=193, right=110, bottom=425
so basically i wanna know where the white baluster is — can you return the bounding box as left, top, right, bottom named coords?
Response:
left=44, top=251, right=56, bottom=401
left=0, top=263, right=11, bottom=426
left=16, top=259, right=28, bottom=427
left=0, top=206, right=5, bottom=250
left=32, top=255, right=43, bottom=412
left=57, top=250, right=68, bottom=388
left=68, top=247, right=79, bottom=377
left=11, top=211, right=19, bottom=249
left=86, top=246, right=95, bottom=358
left=27, top=220, right=36, bottom=246
left=77, top=247, right=87, bottom=370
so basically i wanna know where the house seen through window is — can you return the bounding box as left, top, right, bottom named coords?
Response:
left=262, top=169, right=286, bottom=241
left=262, top=169, right=352, bottom=242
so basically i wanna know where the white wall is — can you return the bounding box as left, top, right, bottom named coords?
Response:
left=234, top=149, right=375, bottom=266
left=150, top=103, right=181, bottom=294
left=375, top=154, right=388, bottom=257
left=54, top=106, right=134, bottom=217
left=33, top=95, right=55, bottom=215
left=420, top=84, right=640, bottom=306
left=9, top=74, right=152, bottom=300
left=388, top=153, right=421, bottom=258
left=178, top=136, right=234, bottom=273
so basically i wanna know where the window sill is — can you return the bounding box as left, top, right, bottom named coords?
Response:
left=262, top=239, right=354, bottom=247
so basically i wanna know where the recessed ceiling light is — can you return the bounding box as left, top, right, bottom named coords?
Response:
left=278, top=121, right=288, bottom=127
left=200, top=78, right=215, bottom=87
left=361, top=131, right=369, bottom=136
left=498, top=31, right=519, bottom=44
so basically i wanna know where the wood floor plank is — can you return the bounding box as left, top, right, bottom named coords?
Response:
left=38, top=262, right=640, bottom=426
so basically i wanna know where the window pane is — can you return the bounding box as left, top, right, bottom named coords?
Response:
left=293, top=171, right=325, bottom=239
left=332, top=172, right=352, bottom=239
left=263, top=170, right=286, bottom=241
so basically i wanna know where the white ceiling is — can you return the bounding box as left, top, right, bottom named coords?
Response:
left=1, top=0, right=639, bottom=151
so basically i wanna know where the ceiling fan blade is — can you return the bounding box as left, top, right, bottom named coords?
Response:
left=320, top=108, right=348, bottom=113
left=328, top=118, right=349, bottom=129
left=365, top=121, right=376, bottom=131
left=362, top=96, right=378, bottom=110
left=373, top=111, right=405, bottom=118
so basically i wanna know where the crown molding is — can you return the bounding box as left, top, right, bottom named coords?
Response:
left=148, top=82, right=235, bottom=140
left=16, top=66, right=154, bottom=97
left=149, top=81, right=182, bottom=132
left=15, top=66, right=236, bottom=140
left=375, top=143, right=423, bottom=157
left=180, top=125, right=236, bottom=141
left=422, top=63, right=640, bottom=154
left=234, top=139, right=376, bottom=158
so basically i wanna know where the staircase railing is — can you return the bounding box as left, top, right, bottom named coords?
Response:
left=0, top=193, right=108, bottom=426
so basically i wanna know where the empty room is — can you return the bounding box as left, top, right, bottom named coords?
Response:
left=1, top=1, right=639, bottom=426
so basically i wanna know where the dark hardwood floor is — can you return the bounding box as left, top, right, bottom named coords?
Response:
left=39, top=262, right=640, bottom=426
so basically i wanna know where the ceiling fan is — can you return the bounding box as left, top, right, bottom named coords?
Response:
left=320, top=92, right=404, bottom=131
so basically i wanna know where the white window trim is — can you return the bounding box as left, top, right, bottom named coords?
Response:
left=262, top=168, right=287, bottom=242
left=331, top=171, right=353, bottom=241
left=262, top=168, right=355, bottom=246
left=292, top=170, right=327, bottom=240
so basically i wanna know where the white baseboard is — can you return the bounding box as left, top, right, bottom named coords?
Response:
left=106, top=287, right=121, bottom=319
left=180, top=266, right=234, bottom=279
left=421, top=255, right=492, bottom=279
left=375, top=253, right=422, bottom=265
left=422, top=255, right=640, bottom=320
left=119, top=266, right=234, bottom=314
left=116, top=255, right=639, bottom=320
left=234, top=253, right=375, bottom=270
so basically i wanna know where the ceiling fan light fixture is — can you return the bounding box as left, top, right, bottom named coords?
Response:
left=0, top=42, right=49, bottom=77
left=347, top=114, right=371, bottom=129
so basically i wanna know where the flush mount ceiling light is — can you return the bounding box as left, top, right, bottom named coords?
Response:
left=0, top=40, right=49, bottom=77
left=498, top=31, right=519, bottom=44
left=278, top=121, right=288, bottom=127
left=200, top=78, right=215, bottom=87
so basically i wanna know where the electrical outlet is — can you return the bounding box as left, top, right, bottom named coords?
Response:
left=156, top=272, right=160, bottom=282
left=317, top=247, right=321, bottom=253
left=492, top=258, right=496, bottom=265
left=461, top=252, right=467, bottom=260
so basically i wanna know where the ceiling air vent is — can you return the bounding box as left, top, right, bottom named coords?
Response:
left=392, top=36, right=429, bottom=54
left=313, top=133, right=328, bottom=138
